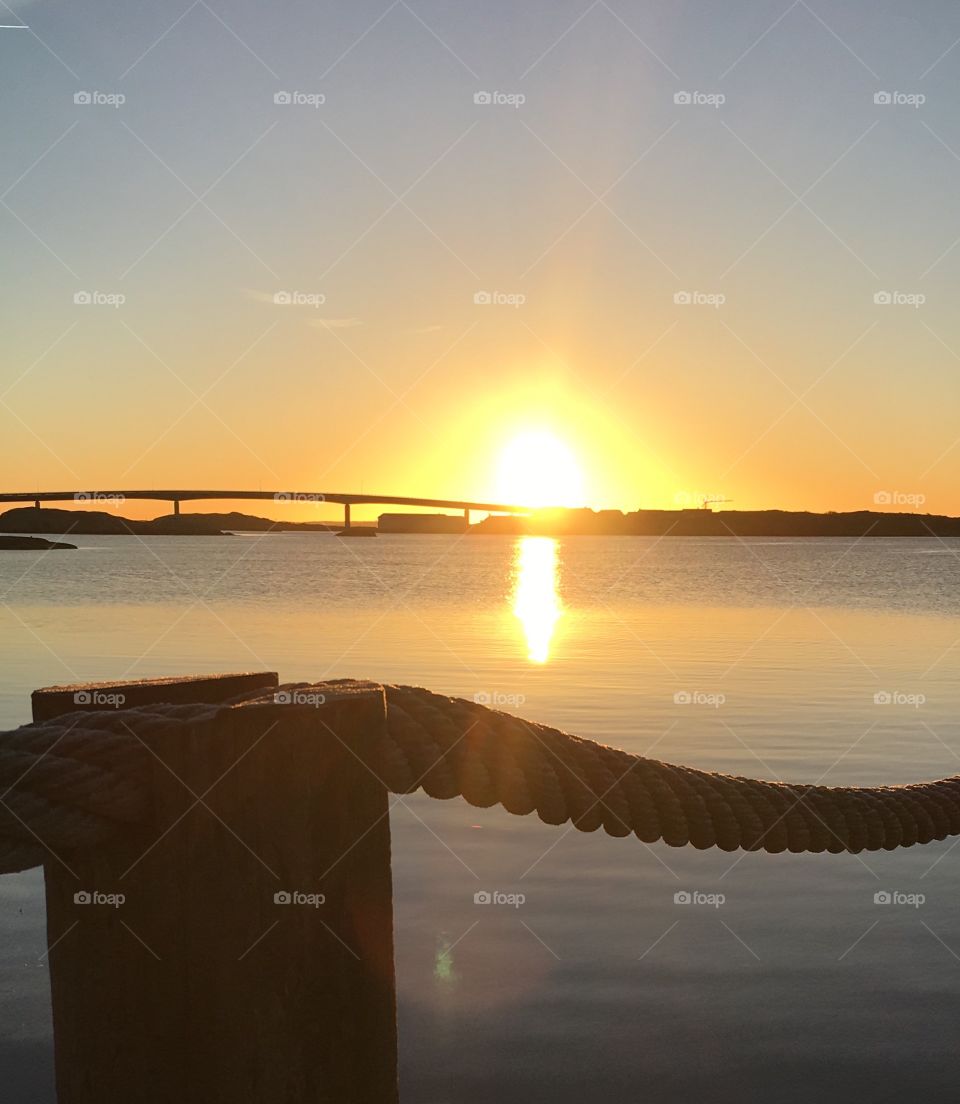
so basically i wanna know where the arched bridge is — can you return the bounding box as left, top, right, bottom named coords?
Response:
left=0, top=490, right=529, bottom=530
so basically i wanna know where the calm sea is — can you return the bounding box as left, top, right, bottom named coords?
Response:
left=2, top=532, right=960, bottom=1102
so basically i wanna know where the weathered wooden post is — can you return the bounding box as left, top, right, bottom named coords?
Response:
left=31, top=673, right=398, bottom=1104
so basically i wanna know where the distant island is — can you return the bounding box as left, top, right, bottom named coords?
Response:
left=2, top=504, right=959, bottom=540
left=0, top=534, right=76, bottom=550
left=0, top=507, right=371, bottom=537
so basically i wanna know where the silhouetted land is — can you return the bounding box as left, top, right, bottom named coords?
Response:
left=0, top=508, right=372, bottom=536
left=474, top=508, right=960, bottom=537
left=2, top=505, right=958, bottom=540
left=0, top=535, right=75, bottom=550
left=0, top=507, right=233, bottom=536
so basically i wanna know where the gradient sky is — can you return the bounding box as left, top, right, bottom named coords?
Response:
left=3, top=0, right=960, bottom=518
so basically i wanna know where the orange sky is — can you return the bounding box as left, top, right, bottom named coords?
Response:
left=4, top=3, right=960, bottom=521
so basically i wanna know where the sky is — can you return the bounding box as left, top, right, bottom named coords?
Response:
left=3, top=0, right=960, bottom=519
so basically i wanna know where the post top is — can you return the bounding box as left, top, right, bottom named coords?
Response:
left=31, top=672, right=279, bottom=723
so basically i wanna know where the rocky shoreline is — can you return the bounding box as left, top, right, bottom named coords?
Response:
left=0, top=535, right=76, bottom=551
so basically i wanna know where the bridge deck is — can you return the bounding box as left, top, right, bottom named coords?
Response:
left=0, top=491, right=528, bottom=514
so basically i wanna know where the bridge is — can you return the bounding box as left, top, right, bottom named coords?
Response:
left=0, top=490, right=530, bottom=531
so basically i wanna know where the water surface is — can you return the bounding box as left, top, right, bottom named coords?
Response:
left=1, top=533, right=959, bottom=1102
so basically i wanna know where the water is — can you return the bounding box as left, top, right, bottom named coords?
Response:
left=2, top=533, right=960, bottom=1102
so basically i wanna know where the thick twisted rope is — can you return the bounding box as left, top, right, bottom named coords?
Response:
left=1, top=684, right=959, bottom=874
left=378, top=687, right=960, bottom=855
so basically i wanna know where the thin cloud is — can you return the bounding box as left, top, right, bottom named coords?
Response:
left=310, top=317, right=363, bottom=330
left=242, top=289, right=279, bottom=305
left=406, top=324, right=442, bottom=335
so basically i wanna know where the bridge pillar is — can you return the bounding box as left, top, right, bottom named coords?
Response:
left=344, top=503, right=351, bottom=531
left=463, top=508, right=470, bottom=530
left=34, top=499, right=40, bottom=510
left=173, top=499, right=180, bottom=517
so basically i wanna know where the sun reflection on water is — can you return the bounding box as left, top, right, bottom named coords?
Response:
left=512, top=536, right=562, bottom=663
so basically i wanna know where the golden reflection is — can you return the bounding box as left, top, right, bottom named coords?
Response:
left=512, top=536, right=562, bottom=663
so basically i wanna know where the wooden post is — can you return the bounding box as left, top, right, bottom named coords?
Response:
left=34, top=675, right=398, bottom=1104
left=32, top=671, right=279, bottom=724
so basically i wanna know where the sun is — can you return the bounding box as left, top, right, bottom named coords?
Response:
left=495, top=430, right=585, bottom=508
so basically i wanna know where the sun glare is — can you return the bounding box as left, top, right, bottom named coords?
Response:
left=496, top=430, right=585, bottom=508
left=512, top=536, right=562, bottom=663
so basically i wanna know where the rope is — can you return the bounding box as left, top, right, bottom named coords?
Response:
left=0, top=703, right=219, bottom=874
left=0, top=683, right=958, bottom=873
left=377, top=686, right=960, bottom=854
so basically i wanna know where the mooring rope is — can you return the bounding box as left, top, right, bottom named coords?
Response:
left=0, top=684, right=958, bottom=874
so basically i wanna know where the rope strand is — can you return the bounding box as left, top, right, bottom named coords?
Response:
left=0, top=684, right=956, bottom=873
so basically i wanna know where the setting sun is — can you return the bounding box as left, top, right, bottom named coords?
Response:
left=495, top=430, right=585, bottom=508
